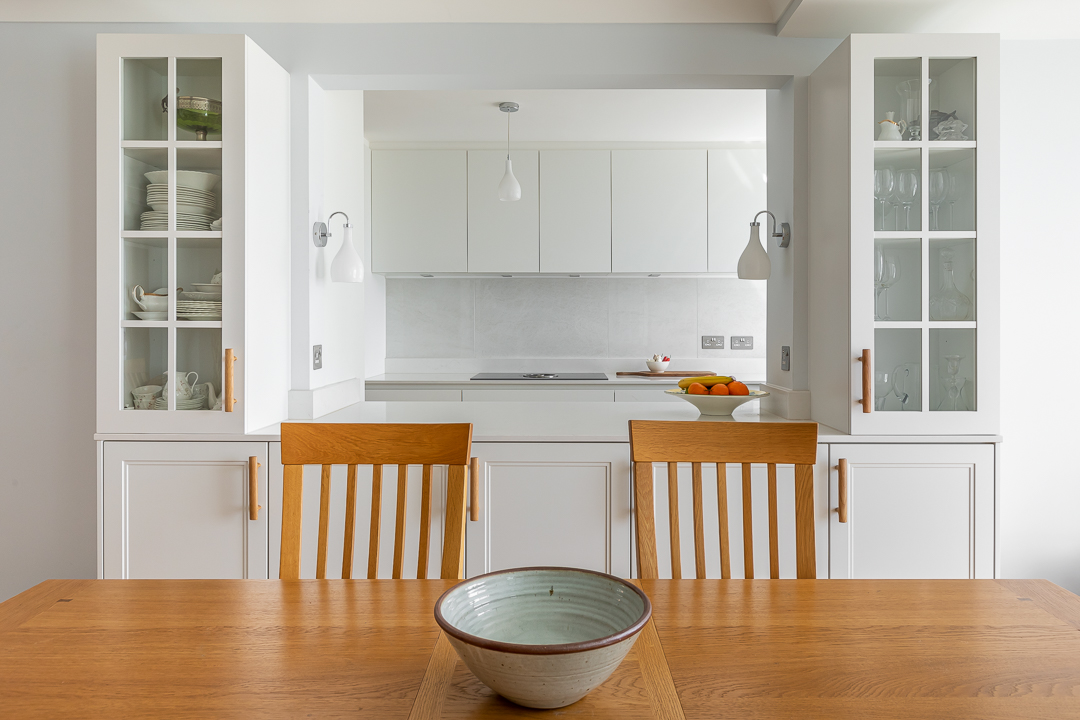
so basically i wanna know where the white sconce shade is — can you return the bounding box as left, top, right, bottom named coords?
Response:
left=737, top=223, right=771, bottom=280
left=330, top=224, right=364, bottom=283
left=498, top=157, right=521, bottom=202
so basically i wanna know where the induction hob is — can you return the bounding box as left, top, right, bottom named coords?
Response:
left=470, top=373, right=609, bottom=381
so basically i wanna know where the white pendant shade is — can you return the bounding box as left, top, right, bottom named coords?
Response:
left=737, top=223, right=771, bottom=280
left=498, top=157, right=521, bottom=202
left=330, top=225, right=364, bottom=283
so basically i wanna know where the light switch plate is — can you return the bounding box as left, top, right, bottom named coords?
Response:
left=730, top=336, right=754, bottom=350
left=781, top=345, right=791, bottom=371
left=313, top=344, right=323, bottom=370
left=701, top=335, right=724, bottom=349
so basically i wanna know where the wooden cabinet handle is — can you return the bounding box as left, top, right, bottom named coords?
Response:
left=858, top=349, right=871, bottom=414
left=837, top=458, right=849, bottom=523
left=225, top=349, right=237, bottom=412
left=248, top=456, right=262, bottom=521
left=469, top=457, right=480, bottom=522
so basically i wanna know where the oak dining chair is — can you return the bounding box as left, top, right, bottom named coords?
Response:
left=278, top=422, right=474, bottom=581
left=628, top=420, right=819, bottom=580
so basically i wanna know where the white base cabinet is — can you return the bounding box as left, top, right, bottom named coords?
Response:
left=828, top=443, right=995, bottom=579
left=466, top=443, right=632, bottom=578
left=102, top=441, right=268, bottom=579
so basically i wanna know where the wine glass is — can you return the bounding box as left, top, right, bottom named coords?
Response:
left=878, top=250, right=901, bottom=320
left=874, top=167, right=895, bottom=231
left=895, top=168, right=919, bottom=231
left=946, top=173, right=962, bottom=230
left=937, top=354, right=967, bottom=411
left=874, top=369, right=893, bottom=411
left=928, top=167, right=949, bottom=231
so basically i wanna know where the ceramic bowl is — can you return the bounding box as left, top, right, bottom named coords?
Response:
left=434, top=567, right=651, bottom=709
left=646, top=360, right=670, bottom=372
left=665, top=388, right=769, bottom=416
left=143, top=170, right=221, bottom=192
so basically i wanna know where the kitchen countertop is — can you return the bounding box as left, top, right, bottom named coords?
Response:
left=96, top=400, right=1001, bottom=444
left=365, top=373, right=766, bottom=387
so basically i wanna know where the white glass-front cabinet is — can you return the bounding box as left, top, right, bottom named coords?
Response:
left=96, top=34, right=290, bottom=434
left=102, top=441, right=269, bottom=579
left=809, top=34, right=999, bottom=435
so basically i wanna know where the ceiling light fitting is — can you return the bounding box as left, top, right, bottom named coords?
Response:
left=737, top=211, right=791, bottom=281
left=312, top=211, right=364, bottom=283
left=498, top=102, right=521, bottom=202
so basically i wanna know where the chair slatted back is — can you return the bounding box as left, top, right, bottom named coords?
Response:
left=279, top=423, right=473, bottom=581
left=628, top=421, right=818, bottom=580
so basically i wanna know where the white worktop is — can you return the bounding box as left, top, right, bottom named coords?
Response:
left=365, top=373, right=765, bottom=387
left=96, top=400, right=1001, bottom=444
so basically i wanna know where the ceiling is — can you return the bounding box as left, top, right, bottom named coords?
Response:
left=363, top=90, right=767, bottom=145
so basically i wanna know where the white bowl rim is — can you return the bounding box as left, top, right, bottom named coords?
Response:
left=434, top=566, right=652, bottom=656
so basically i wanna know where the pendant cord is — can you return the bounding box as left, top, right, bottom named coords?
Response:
left=506, top=111, right=510, bottom=160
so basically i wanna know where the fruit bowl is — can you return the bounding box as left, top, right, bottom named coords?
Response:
left=666, top=388, right=769, bottom=416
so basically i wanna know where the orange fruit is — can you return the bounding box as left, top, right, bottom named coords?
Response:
left=727, top=381, right=750, bottom=396
left=687, top=383, right=709, bottom=395
left=710, top=383, right=730, bottom=395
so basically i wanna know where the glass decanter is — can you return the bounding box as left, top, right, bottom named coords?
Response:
left=930, top=248, right=972, bottom=321
left=937, top=354, right=968, bottom=411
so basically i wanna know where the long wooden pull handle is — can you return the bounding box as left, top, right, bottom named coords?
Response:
left=225, top=349, right=237, bottom=412
left=837, top=458, right=849, bottom=523
left=858, top=349, right=871, bottom=413
left=469, top=457, right=480, bottom=521
left=248, top=456, right=262, bottom=521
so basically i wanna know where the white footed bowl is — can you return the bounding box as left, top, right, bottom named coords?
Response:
left=666, top=388, right=769, bottom=416
left=645, top=360, right=670, bottom=372
left=434, top=567, right=651, bottom=709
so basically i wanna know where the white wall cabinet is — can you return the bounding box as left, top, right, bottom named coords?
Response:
left=828, top=443, right=995, bottom=579
left=611, top=150, right=708, bottom=273
left=707, top=148, right=767, bottom=273
left=466, top=443, right=632, bottom=578
left=467, top=150, right=540, bottom=273
left=539, top=150, right=611, bottom=273
left=102, top=441, right=269, bottom=579
left=371, top=150, right=468, bottom=273
left=97, top=34, right=291, bottom=434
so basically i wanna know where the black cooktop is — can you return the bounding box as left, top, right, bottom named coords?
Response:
left=470, top=373, right=609, bottom=381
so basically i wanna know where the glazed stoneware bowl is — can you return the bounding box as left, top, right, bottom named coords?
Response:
left=434, top=567, right=651, bottom=709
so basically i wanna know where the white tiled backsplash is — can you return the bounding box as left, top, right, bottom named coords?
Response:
left=385, top=278, right=766, bottom=378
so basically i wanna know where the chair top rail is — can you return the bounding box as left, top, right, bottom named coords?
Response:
left=628, top=421, right=818, bottom=465
left=281, top=423, right=473, bottom=466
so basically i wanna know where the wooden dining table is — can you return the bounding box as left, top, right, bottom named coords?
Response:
left=3, top=578, right=1080, bottom=718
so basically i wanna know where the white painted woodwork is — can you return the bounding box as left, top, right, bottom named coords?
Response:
left=466, top=443, right=631, bottom=578
left=461, top=389, right=615, bottom=403
left=828, top=443, right=995, bottom=579
left=631, top=445, right=830, bottom=579
left=707, top=148, right=767, bottom=273
left=467, top=150, right=540, bottom=273
left=371, top=150, right=468, bottom=273
left=539, top=150, right=611, bottom=273
left=614, top=389, right=683, bottom=403
left=266, top=442, right=448, bottom=579
left=97, top=35, right=291, bottom=434
left=611, top=150, right=708, bottom=273
left=365, top=389, right=464, bottom=402
left=102, top=441, right=269, bottom=579
left=808, top=34, right=999, bottom=435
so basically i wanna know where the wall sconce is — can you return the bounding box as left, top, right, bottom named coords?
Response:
left=737, top=210, right=791, bottom=280
left=312, top=211, right=364, bottom=283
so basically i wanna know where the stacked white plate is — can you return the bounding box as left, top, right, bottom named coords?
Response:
left=141, top=211, right=217, bottom=231
left=141, top=183, right=219, bottom=230
left=177, top=299, right=222, bottom=321
left=153, top=396, right=208, bottom=410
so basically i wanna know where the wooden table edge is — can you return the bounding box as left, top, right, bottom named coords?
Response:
left=0, top=579, right=94, bottom=635
left=995, top=579, right=1080, bottom=630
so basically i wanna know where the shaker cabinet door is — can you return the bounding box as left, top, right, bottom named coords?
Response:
left=467, top=150, right=540, bottom=273
left=828, top=443, right=995, bottom=579
left=466, top=443, right=631, bottom=579
left=102, top=441, right=269, bottom=579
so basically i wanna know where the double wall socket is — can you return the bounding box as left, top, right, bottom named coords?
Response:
left=313, top=344, right=323, bottom=370
left=701, top=335, right=724, bottom=349
left=730, top=336, right=754, bottom=350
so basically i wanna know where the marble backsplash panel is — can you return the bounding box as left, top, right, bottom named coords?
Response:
left=385, top=278, right=766, bottom=372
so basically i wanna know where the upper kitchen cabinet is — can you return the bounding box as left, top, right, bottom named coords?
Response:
left=611, top=150, right=708, bottom=273
left=371, top=150, right=468, bottom=273
left=707, top=148, right=767, bottom=274
left=468, top=150, right=540, bottom=273
left=808, top=34, right=999, bottom=435
left=539, top=150, right=611, bottom=273
left=97, top=34, right=290, bottom=434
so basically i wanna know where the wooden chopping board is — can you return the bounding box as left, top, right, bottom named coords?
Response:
left=616, top=370, right=716, bottom=378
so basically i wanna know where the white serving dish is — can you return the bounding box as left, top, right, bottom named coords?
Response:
left=143, top=170, right=221, bottom=192
left=189, top=283, right=222, bottom=293
left=434, top=567, right=650, bottom=709
left=132, top=311, right=167, bottom=321
left=646, top=360, right=670, bottom=372
left=664, top=388, right=769, bottom=416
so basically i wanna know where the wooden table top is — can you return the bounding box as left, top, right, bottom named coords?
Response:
left=3, top=579, right=1080, bottom=719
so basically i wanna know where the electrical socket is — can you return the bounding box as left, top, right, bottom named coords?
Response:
left=313, top=344, right=323, bottom=370
left=730, top=336, right=754, bottom=350
left=701, top=335, right=724, bottom=349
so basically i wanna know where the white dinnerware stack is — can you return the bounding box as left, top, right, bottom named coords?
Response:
left=140, top=171, right=221, bottom=231
left=153, top=395, right=207, bottom=410
left=178, top=279, right=222, bottom=320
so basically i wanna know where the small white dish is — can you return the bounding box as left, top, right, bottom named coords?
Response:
left=665, top=388, right=769, bottom=416
left=646, top=360, right=670, bottom=372
left=132, top=311, right=167, bottom=320
left=143, top=170, right=221, bottom=192
left=190, top=283, right=222, bottom=292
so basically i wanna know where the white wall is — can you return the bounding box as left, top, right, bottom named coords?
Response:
left=998, top=39, right=1080, bottom=592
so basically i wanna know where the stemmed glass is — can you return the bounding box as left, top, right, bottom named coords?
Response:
left=874, top=369, right=893, bottom=411
left=928, top=167, right=949, bottom=231
left=875, top=248, right=901, bottom=321
left=937, top=354, right=967, bottom=411
left=874, top=167, right=895, bottom=231
left=894, top=168, right=919, bottom=231
left=946, top=173, right=962, bottom=230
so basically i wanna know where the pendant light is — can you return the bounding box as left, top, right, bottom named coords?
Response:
left=737, top=210, right=791, bottom=280
left=311, top=211, right=364, bottom=283
left=498, top=102, right=521, bottom=202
